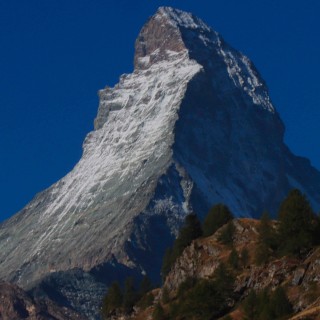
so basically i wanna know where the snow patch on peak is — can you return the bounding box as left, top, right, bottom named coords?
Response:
left=157, top=7, right=211, bottom=32
left=218, top=45, right=275, bottom=113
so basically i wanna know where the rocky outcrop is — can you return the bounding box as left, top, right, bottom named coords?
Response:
left=0, top=6, right=320, bottom=319
left=161, top=219, right=320, bottom=316
left=0, top=281, right=85, bottom=320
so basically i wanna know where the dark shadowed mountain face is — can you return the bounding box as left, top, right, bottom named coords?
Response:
left=0, top=6, right=319, bottom=319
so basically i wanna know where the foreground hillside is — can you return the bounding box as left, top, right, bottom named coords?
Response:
left=105, top=217, right=320, bottom=320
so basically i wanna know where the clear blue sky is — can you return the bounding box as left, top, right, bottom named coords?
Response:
left=0, top=0, right=319, bottom=221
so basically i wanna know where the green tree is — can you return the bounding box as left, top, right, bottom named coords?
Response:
left=213, top=263, right=235, bottom=300
left=161, top=213, right=202, bottom=280
left=139, top=275, right=153, bottom=296
left=255, top=289, right=273, bottom=320
left=153, top=303, right=166, bottom=320
left=270, top=287, right=292, bottom=318
left=255, top=212, right=276, bottom=265
left=162, top=287, right=170, bottom=304
left=203, top=204, right=233, bottom=237
left=255, top=242, right=270, bottom=266
left=137, top=293, right=154, bottom=310
left=228, top=248, right=239, bottom=269
left=258, top=211, right=276, bottom=249
left=177, top=277, right=197, bottom=298
left=122, top=277, right=138, bottom=313
left=161, top=248, right=173, bottom=282
left=278, top=189, right=316, bottom=255
left=168, top=264, right=235, bottom=320
left=242, top=290, right=259, bottom=320
left=313, top=214, right=320, bottom=245
left=101, top=281, right=123, bottom=318
left=218, top=221, right=235, bottom=245
left=176, top=279, right=222, bottom=320
left=173, top=213, right=203, bottom=256
left=241, top=247, right=249, bottom=267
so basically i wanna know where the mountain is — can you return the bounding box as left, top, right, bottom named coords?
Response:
left=0, top=6, right=320, bottom=319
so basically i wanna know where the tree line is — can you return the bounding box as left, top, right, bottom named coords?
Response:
left=102, top=188, right=320, bottom=319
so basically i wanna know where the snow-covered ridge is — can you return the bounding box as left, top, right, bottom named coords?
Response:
left=0, top=50, right=202, bottom=288
left=34, top=51, right=201, bottom=252
left=217, top=46, right=275, bottom=112
left=154, top=7, right=274, bottom=113
left=157, top=7, right=211, bottom=32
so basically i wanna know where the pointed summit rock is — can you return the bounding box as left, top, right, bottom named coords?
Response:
left=0, top=7, right=319, bottom=318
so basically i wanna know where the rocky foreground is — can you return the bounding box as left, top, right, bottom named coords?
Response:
left=112, top=219, right=320, bottom=320
left=0, top=281, right=85, bottom=320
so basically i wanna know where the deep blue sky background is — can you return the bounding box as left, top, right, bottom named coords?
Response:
left=0, top=0, right=319, bottom=221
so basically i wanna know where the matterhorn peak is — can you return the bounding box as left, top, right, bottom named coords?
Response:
left=134, top=6, right=218, bottom=70
left=0, top=7, right=320, bottom=319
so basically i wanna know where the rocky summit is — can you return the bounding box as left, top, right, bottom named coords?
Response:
left=0, top=7, right=320, bottom=319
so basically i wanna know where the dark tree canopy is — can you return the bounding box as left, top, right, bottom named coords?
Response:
left=101, top=281, right=123, bottom=318
left=218, top=221, right=236, bottom=245
left=161, top=213, right=202, bottom=281
left=203, top=204, right=234, bottom=237
left=255, top=211, right=276, bottom=265
left=173, top=213, right=203, bottom=255
left=258, top=211, right=276, bottom=249
left=242, top=287, right=292, bottom=320
left=122, top=277, right=138, bottom=313
left=270, top=287, right=293, bottom=318
left=278, top=189, right=316, bottom=255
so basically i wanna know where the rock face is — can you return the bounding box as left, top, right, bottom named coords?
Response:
left=0, top=281, right=85, bottom=320
left=0, top=6, right=320, bottom=319
left=111, top=219, right=320, bottom=320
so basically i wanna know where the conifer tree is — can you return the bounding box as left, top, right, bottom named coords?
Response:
left=101, top=281, right=123, bottom=318
left=203, top=204, right=233, bottom=237
left=153, top=303, right=166, bottom=320
left=240, top=247, right=249, bottom=267
left=161, top=247, right=173, bottom=282
left=161, top=213, right=202, bottom=280
left=139, top=275, right=153, bottom=296
left=278, top=189, right=316, bottom=255
left=258, top=211, right=276, bottom=249
left=313, top=214, right=320, bottom=245
left=162, top=286, right=170, bottom=304
left=228, top=248, right=239, bottom=269
left=255, top=242, right=270, bottom=265
left=213, top=263, right=235, bottom=300
left=242, top=290, right=259, bottom=320
left=270, top=287, right=292, bottom=318
left=255, top=212, right=276, bottom=265
left=218, top=221, right=235, bottom=245
left=173, top=213, right=202, bottom=256
left=122, top=277, right=138, bottom=313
